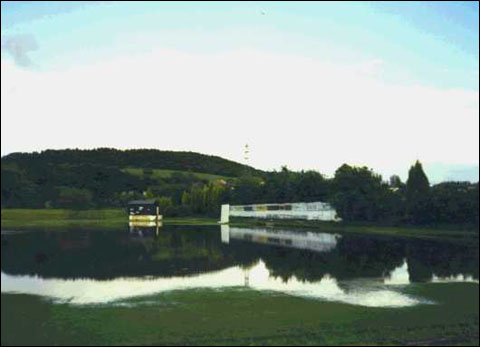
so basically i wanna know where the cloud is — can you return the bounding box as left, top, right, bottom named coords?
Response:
left=1, top=48, right=478, bottom=178
left=358, top=58, right=385, bottom=76
left=1, top=34, right=38, bottom=67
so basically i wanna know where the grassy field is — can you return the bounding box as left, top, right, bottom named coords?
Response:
left=1, top=283, right=478, bottom=346
left=0, top=208, right=126, bottom=221
left=122, top=168, right=233, bottom=183
left=0, top=209, right=128, bottom=229
left=1, top=209, right=478, bottom=243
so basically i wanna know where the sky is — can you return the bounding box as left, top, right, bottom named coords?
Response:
left=1, top=1, right=479, bottom=181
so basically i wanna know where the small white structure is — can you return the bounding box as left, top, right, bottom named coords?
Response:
left=128, top=200, right=163, bottom=224
left=219, top=201, right=341, bottom=223
left=219, top=204, right=230, bottom=224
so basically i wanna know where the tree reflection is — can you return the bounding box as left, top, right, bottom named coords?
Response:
left=1, top=226, right=478, bottom=284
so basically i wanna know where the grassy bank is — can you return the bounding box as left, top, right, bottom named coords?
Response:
left=1, top=209, right=128, bottom=229
left=2, top=283, right=478, bottom=346
left=1, top=209, right=478, bottom=243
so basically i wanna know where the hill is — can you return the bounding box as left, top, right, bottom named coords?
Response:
left=1, top=148, right=260, bottom=177
left=1, top=148, right=261, bottom=209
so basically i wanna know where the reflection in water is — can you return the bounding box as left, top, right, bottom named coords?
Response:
left=221, top=225, right=340, bottom=253
left=431, top=274, right=479, bottom=283
left=384, top=260, right=479, bottom=285
left=0, top=260, right=422, bottom=307
left=384, top=260, right=410, bottom=285
left=1, top=225, right=478, bottom=308
left=129, top=222, right=162, bottom=238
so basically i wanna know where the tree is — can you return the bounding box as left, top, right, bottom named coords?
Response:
left=431, top=182, right=479, bottom=225
left=181, top=183, right=226, bottom=216
left=262, top=166, right=296, bottom=203
left=294, top=170, right=330, bottom=202
left=56, top=187, right=93, bottom=208
left=330, top=164, right=388, bottom=222
left=232, top=176, right=263, bottom=204
left=405, top=160, right=431, bottom=224
left=157, top=196, right=174, bottom=215
left=1, top=167, right=44, bottom=208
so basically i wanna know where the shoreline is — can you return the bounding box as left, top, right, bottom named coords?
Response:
left=1, top=208, right=478, bottom=243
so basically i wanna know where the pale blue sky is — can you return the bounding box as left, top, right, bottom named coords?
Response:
left=2, top=1, right=478, bottom=88
left=1, top=1, right=479, bottom=180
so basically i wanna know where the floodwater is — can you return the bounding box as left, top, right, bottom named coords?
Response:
left=1, top=225, right=478, bottom=308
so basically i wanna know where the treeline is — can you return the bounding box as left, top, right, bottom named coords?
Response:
left=162, top=161, right=478, bottom=226
left=218, top=162, right=478, bottom=226
left=1, top=162, right=222, bottom=211
left=1, top=149, right=478, bottom=227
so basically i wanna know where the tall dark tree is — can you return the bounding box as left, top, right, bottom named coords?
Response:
left=330, top=164, right=388, bottom=222
left=294, top=170, right=330, bottom=202
left=405, top=160, right=431, bottom=224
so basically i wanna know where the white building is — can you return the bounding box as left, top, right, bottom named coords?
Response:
left=220, top=201, right=341, bottom=223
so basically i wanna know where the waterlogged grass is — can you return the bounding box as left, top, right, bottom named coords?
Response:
left=1, top=283, right=478, bottom=346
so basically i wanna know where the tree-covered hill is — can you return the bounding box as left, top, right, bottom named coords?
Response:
left=0, top=148, right=260, bottom=210
left=1, top=148, right=261, bottom=177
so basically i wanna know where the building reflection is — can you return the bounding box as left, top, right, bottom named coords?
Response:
left=221, top=225, right=340, bottom=253
left=129, top=221, right=163, bottom=238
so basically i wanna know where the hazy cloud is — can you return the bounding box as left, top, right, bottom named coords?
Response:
left=1, top=34, right=38, bottom=67
left=1, top=48, right=478, bottom=179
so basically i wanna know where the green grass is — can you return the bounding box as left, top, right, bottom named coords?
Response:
left=0, top=209, right=128, bottom=229
left=122, top=168, right=233, bottom=183
left=0, top=209, right=220, bottom=230
left=1, top=208, right=125, bottom=220
left=2, top=283, right=478, bottom=346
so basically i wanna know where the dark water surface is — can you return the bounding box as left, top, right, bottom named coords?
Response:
left=1, top=225, right=478, bottom=307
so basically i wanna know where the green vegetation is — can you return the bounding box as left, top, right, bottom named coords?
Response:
left=0, top=209, right=127, bottom=229
left=1, top=149, right=248, bottom=211
left=181, top=183, right=228, bottom=216
left=0, top=209, right=226, bottom=230
left=406, top=160, right=432, bottom=224
left=1, top=149, right=478, bottom=229
left=2, top=283, right=478, bottom=346
left=1, top=148, right=259, bottom=177
left=123, top=167, right=231, bottom=183
left=0, top=208, right=125, bottom=221
left=330, top=164, right=394, bottom=222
